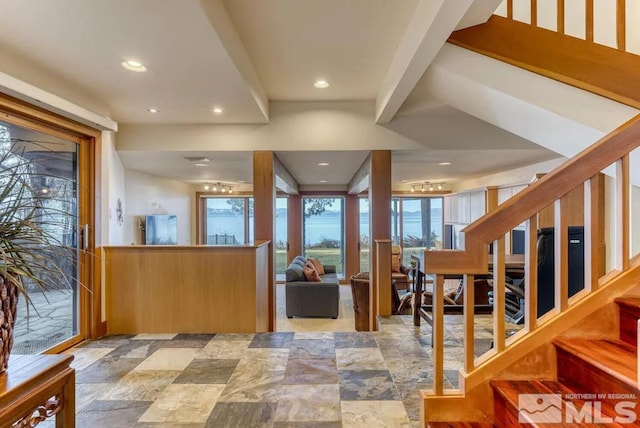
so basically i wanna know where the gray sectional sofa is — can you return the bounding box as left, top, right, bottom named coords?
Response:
left=285, top=256, right=340, bottom=318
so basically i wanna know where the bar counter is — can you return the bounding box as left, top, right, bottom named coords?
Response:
left=104, top=242, right=269, bottom=334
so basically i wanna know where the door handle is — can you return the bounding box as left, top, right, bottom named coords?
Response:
left=80, top=224, right=89, bottom=250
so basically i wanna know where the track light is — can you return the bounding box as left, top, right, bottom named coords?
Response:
left=203, top=182, right=234, bottom=193
left=410, top=182, right=445, bottom=192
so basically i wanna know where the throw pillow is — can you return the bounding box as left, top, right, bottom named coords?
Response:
left=391, top=254, right=401, bottom=272
left=309, top=258, right=325, bottom=275
left=306, top=260, right=318, bottom=275
left=303, top=266, right=322, bottom=282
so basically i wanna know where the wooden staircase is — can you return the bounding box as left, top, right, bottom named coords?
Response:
left=478, top=297, right=639, bottom=427
left=430, top=297, right=640, bottom=426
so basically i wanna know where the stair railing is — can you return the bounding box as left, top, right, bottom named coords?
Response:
left=496, top=0, right=628, bottom=52
left=422, top=115, right=640, bottom=395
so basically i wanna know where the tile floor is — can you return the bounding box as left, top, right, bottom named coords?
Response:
left=34, top=284, right=520, bottom=427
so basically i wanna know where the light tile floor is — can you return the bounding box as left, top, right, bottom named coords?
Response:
left=35, top=284, right=521, bottom=427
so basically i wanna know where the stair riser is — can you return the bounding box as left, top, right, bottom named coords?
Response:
left=619, top=306, right=639, bottom=347
left=556, top=347, right=639, bottom=420
left=493, top=392, right=522, bottom=428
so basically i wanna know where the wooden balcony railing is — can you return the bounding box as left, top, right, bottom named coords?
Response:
left=421, top=114, right=640, bottom=396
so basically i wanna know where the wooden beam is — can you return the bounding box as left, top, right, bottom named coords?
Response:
left=448, top=15, right=640, bottom=110
left=530, top=0, right=537, bottom=27
left=507, top=0, right=513, bottom=19
left=253, top=151, right=276, bottom=331
left=274, top=154, right=299, bottom=195
left=348, top=154, right=370, bottom=194
left=369, top=151, right=391, bottom=330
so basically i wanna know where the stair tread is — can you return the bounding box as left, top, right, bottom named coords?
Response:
left=614, top=297, right=640, bottom=310
left=492, top=380, right=625, bottom=427
left=552, top=338, right=637, bottom=389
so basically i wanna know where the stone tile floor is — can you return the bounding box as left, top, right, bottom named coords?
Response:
left=47, top=313, right=521, bottom=428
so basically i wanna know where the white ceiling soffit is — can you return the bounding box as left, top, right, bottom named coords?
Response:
left=275, top=151, right=370, bottom=186
left=375, top=0, right=500, bottom=124
left=407, top=44, right=639, bottom=159
left=222, top=0, right=419, bottom=101
left=0, top=0, right=266, bottom=124
left=199, top=0, right=269, bottom=121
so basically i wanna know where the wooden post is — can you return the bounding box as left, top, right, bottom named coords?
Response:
left=345, top=194, right=361, bottom=279
left=369, top=150, right=391, bottom=331
left=554, top=197, right=569, bottom=312
left=253, top=151, right=276, bottom=331
left=287, top=195, right=302, bottom=264
left=433, top=274, right=445, bottom=394
left=376, top=240, right=392, bottom=316
left=525, top=215, right=538, bottom=331
left=463, top=274, right=475, bottom=373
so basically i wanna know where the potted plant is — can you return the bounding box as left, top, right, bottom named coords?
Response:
left=0, top=144, right=77, bottom=373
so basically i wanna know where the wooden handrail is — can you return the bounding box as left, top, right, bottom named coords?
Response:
left=424, top=115, right=640, bottom=274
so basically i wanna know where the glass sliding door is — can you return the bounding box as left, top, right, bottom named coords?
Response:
left=275, top=197, right=287, bottom=279
left=2, top=120, right=83, bottom=354
left=303, top=197, right=344, bottom=276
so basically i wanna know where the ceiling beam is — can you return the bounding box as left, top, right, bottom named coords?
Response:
left=199, top=0, right=269, bottom=122
left=274, top=154, right=299, bottom=195
left=374, top=0, right=474, bottom=124
left=348, top=154, right=371, bottom=194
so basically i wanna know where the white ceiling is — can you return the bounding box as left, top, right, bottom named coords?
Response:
left=0, top=0, right=265, bottom=124
left=0, top=0, right=572, bottom=189
left=223, top=0, right=419, bottom=101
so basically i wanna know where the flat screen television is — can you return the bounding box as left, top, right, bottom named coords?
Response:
left=145, top=215, right=178, bottom=245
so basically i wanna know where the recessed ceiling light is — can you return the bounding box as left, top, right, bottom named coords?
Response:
left=319, top=180, right=328, bottom=183
left=438, top=162, right=452, bottom=166
left=314, top=80, right=330, bottom=89
left=122, top=59, right=147, bottom=72
left=317, top=162, right=330, bottom=166
left=148, top=108, right=159, bottom=114
left=213, top=107, right=223, bottom=114
left=194, top=163, right=208, bottom=167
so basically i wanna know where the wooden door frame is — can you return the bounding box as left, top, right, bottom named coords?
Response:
left=0, top=93, right=103, bottom=350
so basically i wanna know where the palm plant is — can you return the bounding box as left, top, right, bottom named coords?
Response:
left=0, top=143, right=76, bottom=372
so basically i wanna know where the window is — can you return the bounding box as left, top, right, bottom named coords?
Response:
left=359, top=198, right=369, bottom=272
left=402, top=197, right=443, bottom=264
left=204, top=197, right=251, bottom=244
left=275, top=197, right=288, bottom=277
left=303, top=197, right=344, bottom=276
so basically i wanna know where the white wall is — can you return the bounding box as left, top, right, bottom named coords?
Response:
left=101, top=131, right=126, bottom=246
left=124, top=170, right=194, bottom=245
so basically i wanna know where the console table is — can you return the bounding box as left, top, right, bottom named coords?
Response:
left=0, top=354, right=75, bottom=427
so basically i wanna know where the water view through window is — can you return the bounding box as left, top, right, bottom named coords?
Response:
left=303, top=197, right=344, bottom=275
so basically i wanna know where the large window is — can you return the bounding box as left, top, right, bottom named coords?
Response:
left=359, top=198, right=369, bottom=272
left=204, top=197, right=253, bottom=244
left=275, top=197, right=288, bottom=277
left=402, top=198, right=443, bottom=264
left=303, top=197, right=345, bottom=276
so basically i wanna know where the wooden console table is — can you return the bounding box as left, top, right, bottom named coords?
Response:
left=0, top=354, right=75, bottom=427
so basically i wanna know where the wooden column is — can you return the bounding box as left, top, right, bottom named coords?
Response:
left=253, top=151, right=276, bottom=331
left=345, top=194, right=361, bottom=279
left=287, top=195, right=302, bottom=263
left=369, top=151, right=391, bottom=330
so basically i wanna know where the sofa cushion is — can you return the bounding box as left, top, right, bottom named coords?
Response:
left=292, top=256, right=306, bottom=267
left=286, top=263, right=305, bottom=282
left=303, top=266, right=322, bottom=282
left=309, top=258, right=325, bottom=275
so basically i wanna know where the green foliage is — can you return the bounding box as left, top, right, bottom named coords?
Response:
left=0, top=141, right=77, bottom=304
left=303, top=198, right=334, bottom=218
left=226, top=198, right=252, bottom=216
